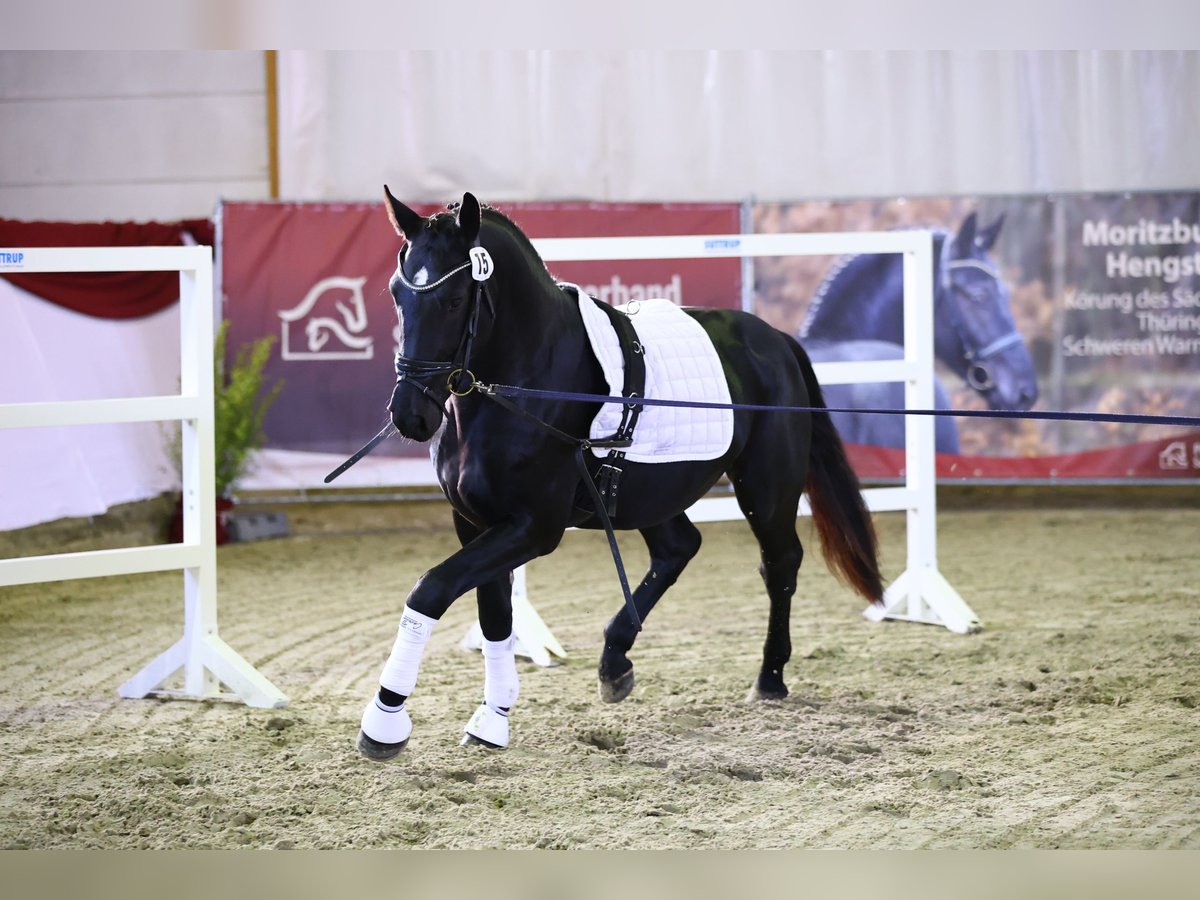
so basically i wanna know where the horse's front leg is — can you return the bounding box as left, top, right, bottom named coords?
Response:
left=454, top=513, right=520, bottom=750
left=357, top=516, right=557, bottom=761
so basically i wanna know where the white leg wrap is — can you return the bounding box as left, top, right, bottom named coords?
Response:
left=379, top=606, right=437, bottom=696
left=482, top=634, right=519, bottom=711
left=360, top=698, right=413, bottom=745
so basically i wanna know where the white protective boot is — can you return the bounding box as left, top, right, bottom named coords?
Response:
left=357, top=606, right=436, bottom=761
left=357, top=698, right=413, bottom=761
left=462, top=634, right=519, bottom=748
left=462, top=703, right=510, bottom=748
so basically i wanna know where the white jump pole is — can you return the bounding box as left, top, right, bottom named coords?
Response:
left=0, top=245, right=288, bottom=707
left=483, top=231, right=979, bottom=663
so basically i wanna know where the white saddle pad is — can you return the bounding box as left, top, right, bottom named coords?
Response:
left=569, top=286, right=734, bottom=463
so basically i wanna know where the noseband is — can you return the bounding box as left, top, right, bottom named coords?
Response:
left=939, top=237, right=1020, bottom=393
left=393, top=243, right=495, bottom=416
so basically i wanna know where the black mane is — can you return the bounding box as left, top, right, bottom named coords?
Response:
left=480, top=206, right=558, bottom=288
left=427, top=201, right=557, bottom=291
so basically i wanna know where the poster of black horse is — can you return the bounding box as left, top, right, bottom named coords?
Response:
left=754, top=192, right=1200, bottom=468
left=799, top=211, right=1038, bottom=453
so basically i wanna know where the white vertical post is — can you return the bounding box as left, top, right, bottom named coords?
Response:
left=863, top=239, right=980, bottom=633
left=905, top=243, right=938, bottom=622
left=180, top=262, right=219, bottom=696
left=122, top=250, right=289, bottom=706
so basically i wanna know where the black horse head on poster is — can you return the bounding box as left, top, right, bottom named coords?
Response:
left=801, top=211, right=1038, bottom=452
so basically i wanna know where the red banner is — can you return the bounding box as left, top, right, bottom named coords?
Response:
left=847, top=430, right=1200, bottom=481
left=220, top=201, right=741, bottom=456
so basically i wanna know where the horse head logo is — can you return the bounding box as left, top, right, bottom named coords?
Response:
left=278, top=276, right=374, bottom=361
left=935, top=212, right=1038, bottom=411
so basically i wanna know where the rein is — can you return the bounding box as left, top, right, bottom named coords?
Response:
left=325, top=241, right=1200, bottom=632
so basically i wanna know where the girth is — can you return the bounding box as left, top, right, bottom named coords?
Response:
left=579, top=295, right=646, bottom=518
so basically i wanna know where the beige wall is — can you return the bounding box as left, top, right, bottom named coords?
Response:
left=0, top=51, right=270, bottom=221
left=277, top=50, right=1200, bottom=205
left=3, top=51, right=1199, bottom=223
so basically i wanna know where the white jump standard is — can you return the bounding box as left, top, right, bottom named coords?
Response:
left=0, top=245, right=287, bottom=708
left=531, top=228, right=982, bottom=637
left=466, top=226, right=982, bottom=674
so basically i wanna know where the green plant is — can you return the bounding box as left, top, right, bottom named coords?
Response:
left=212, top=321, right=283, bottom=498
left=167, top=322, right=284, bottom=500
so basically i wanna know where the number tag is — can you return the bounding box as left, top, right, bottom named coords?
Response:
left=469, top=246, right=494, bottom=282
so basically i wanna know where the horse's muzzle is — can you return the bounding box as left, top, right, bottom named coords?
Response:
left=388, top=380, right=443, bottom=442
left=986, top=376, right=1039, bottom=412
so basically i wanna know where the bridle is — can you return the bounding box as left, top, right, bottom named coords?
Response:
left=939, top=236, right=1022, bottom=393
left=392, top=241, right=495, bottom=416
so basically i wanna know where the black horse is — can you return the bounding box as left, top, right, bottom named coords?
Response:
left=356, top=189, right=883, bottom=759
left=801, top=213, right=1038, bottom=453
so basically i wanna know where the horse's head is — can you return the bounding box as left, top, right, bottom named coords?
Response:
left=383, top=187, right=493, bottom=441
left=935, top=212, right=1038, bottom=411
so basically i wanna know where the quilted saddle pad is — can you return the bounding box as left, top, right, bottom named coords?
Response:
left=567, top=285, right=734, bottom=463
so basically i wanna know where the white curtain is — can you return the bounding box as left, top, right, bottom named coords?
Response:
left=277, top=50, right=1200, bottom=205
left=0, top=280, right=180, bottom=531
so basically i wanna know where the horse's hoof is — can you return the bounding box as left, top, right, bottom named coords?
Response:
left=745, top=683, right=788, bottom=702
left=356, top=729, right=408, bottom=761
left=460, top=732, right=504, bottom=749
left=598, top=666, right=635, bottom=703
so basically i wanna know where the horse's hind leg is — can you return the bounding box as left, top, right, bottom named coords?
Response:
left=745, top=522, right=803, bottom=700
left=598, top=513, right=702, bottom=703
left=730, top=451, right=806, bottom=701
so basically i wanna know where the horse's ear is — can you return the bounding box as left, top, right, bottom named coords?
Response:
left=457, top=192, right=481, bottom=245
left=383, top=185, right=424, bottom=237
left=952, top=211, right=979, bottom=256
left=975, top=213, right=1005, bottom=251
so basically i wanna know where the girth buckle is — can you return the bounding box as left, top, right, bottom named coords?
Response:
left=596, top=452, right=626, bottom=519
